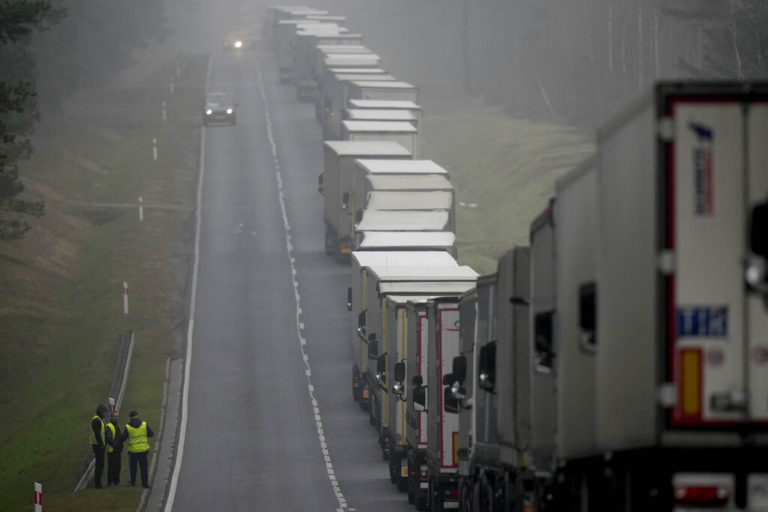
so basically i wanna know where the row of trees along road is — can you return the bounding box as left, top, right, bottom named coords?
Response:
left=464, top=0, right=768, bottom=128
left=0, top=0, right=167, bottom=241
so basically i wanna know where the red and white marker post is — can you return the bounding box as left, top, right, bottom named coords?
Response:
left=34, top=482, right=42, bottom=512
left=108, top=397, right=116, bottom=414
left=138, top=196, right=144, bottom=222
left=123, top=282, right=129, bottom=315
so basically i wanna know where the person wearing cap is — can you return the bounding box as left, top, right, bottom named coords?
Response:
left=105, top=411, right=123, bottom=486
left=90, top=404, right=108, bottom=488
left=121, top=410, right=154, bottom=488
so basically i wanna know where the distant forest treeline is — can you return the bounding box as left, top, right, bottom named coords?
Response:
left=0, top=0, right=167, bottom=239
left=464, top=0, right=768, bottom=127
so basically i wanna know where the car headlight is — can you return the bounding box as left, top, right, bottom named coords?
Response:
left=226, top=108, right=233, bottom=115
left=206, top=109, right=212, bottom=115
left=234, top=40, right=243, bottom=49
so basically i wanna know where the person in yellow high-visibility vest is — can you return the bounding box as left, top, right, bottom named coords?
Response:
left=121, top=410, right=154, bottom=488
left=105, top=411, right=123, bottom=486
left=90, top=404, right=108, bottom=488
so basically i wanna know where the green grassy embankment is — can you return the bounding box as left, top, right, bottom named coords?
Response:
left=421, top=98, right=595, bottom=274
left=0, top=54, right=207, bottom=511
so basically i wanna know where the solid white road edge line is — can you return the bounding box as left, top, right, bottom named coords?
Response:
left=163, top=54, right=212, bottom=512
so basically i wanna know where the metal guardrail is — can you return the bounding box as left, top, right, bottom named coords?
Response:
left=73, top=330, right=135, bottom=492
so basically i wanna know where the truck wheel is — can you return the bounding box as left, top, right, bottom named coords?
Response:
left=429, top=477, right=444, bottom=512
left=415, top=490, right=429, bottom=511
left=458, top=478, right=472, bottom=512
left=368, top=396, right=376, bottom=425
left=352, top=365, right=359, bottom=402
left=324, top=232, right=334, bottom=256
left=388, top=440, right=398, bottom=483
left=407, top=451, right=417, bottom=504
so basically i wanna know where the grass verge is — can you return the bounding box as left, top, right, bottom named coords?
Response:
left=0, top=54, right=207, bottom=511
left=421, top=98, right=595, bottom=274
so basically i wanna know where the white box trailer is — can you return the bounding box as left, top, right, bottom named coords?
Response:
left=363, top=263, right=478, bottom=443
left=348, top=80, right=419, bottom=102
left=424, top=296, right=470, bottom=510
left=265, top=6, right=327, bottom=48
left=293, top=33, right=363, bottom=100
left=275, top=19, right=322, bottom=80
left=574, top=82, right=768, bottom=509
left=345, top=108, right=419, bottom=129
left=348, top=100, right=422, bottom=134
left=324, top=74, right=397, bottom=138
left=349, top=251, right=465, bottom=410
left=492, top=247, right=534, bottom=509
left=316, top=68, right=387, bottom=122
left=321, top=141, right=411, bottom=261
left=358, top=231, right=456, bottom=257
left=363, top=189, right=452, bottom=223
left=528, top=206, right=557, bottom=490
left=342, top=121, right=420, bottom=157
left=354, top=175, right=453, bottom=223
left=354, top=210, right=452, bottom=251
left=451, top=273, right=499, bottom=509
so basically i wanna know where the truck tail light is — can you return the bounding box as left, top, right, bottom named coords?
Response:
left=444, top=487, right=459, bottom=499
left=674, top=485, right=729, bottom=507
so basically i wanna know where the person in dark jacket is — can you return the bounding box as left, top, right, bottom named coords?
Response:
left=121, top=410, right=154, bottom=488
left=105, top=411, right=123, bottom=486
left=90, top=404, right=108, bottom=488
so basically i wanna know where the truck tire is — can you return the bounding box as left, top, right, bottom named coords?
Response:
left=408, top=451, right=417, bottom=504
left=429, top=477, right=445, bottom=512
left=368, top=396, right=376, bottom=425
left=352, top=365, right=359, bottom=402
left=388, top=439, right=398, bottom=483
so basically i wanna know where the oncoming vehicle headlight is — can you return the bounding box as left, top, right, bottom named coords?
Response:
left=234, top=40, right=243, bottom=49
left=206, top=109, right=213, bottom=115
left=226, top=108, right=233, bottom=115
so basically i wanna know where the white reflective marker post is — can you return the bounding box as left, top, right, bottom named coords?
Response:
left=152, top=139, right=158, bottom=162
left=34, top=482, right=42, bottom=512
left=169, top=79, right=175, bottom=95
left=138, top=197, right=144, bottom=222
left=162, top=102, right=167, bottom=122
left=123, top=282, right=129, bottom=315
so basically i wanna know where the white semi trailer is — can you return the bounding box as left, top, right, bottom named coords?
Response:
left=320, top=141, right=411, bottom=261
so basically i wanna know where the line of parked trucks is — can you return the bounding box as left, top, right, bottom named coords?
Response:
left=262, top=5, right=768, bottom=511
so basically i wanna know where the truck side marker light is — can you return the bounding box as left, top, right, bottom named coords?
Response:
left=681, top=349, right=702, bottom=418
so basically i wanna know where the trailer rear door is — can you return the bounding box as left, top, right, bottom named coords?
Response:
left=668, top=98, right=768, bottom=426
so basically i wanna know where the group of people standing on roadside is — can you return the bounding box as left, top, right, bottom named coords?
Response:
left=90, top=404, right=154, bottom=489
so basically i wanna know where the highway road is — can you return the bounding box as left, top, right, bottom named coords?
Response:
left=166, top=47, right=410, bottom=511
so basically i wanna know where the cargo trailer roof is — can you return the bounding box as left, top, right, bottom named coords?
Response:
left=356, top=210, right=450, bottom=231
left=324, top=57, right=381, bottom=67
left=356, top=159, right=448, bottom=175
left=348, top=99, right=421, bottom=110
left=359, top=231, right=455, bottom=249
left=366, top=175, right=453, bottom=191
left=318, top=45, right=369, bottom=53
left=366, top=191, right=453, bottom=210
left=342, top=121, right=417, bottom=133
left=345, top=109, right=417, bottom=121
left=369, top=264, right=478, bottom=281
left=278, top=19, right=322, bottom=25
left=380, top=281, right=476, bottom=295
left=350, top=80, right=416, bottom=89
left=334, top=74, right=396, bottom=83
left=329, top=68, right=386, bottom=74
left=323, top=140, right=411, bottom=156
left=305, top=15, right=346, bottom=21
left=352, top=250, right=458, bottom=269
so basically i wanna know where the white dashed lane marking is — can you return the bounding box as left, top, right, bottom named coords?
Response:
left=255, top=58, right=350, bottom=511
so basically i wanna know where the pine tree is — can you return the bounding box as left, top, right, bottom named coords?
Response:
left=0, top=0, right=59, bottom=240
